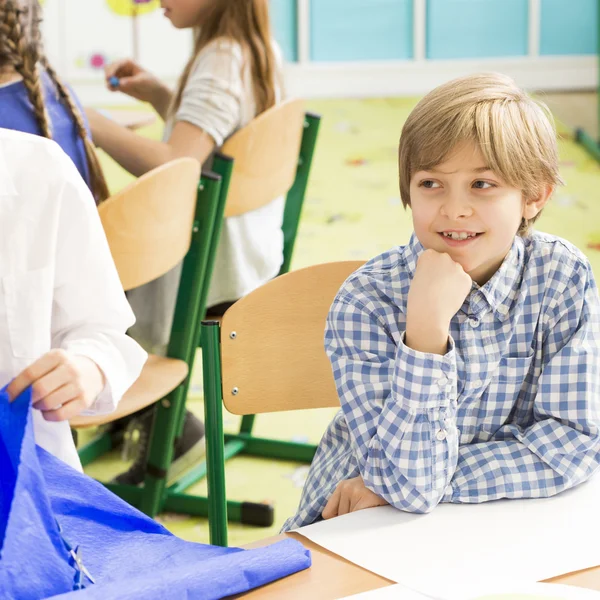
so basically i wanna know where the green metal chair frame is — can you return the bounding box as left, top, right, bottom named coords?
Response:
left=163, top=111, right=322, bottom=528
left=77, top=168, right=229, bottom=518
left=199, top=261, right=362, bottom=546
left=79, top=108, right=320, bottom=524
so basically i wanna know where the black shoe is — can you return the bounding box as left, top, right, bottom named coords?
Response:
left=100, top=411, right=140, bottom=451
left=112, top=407, right=155, bottom=486
left=111, top=410, right=206, bottom=487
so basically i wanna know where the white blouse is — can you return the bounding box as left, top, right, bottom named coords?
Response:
left=0, top=128, right=147, bottom=471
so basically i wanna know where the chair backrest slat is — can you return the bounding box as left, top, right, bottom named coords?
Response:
left=99, top=158, right=201, bottom=291
left=220, top=99, right=305, bottom=218
left=220, top=261, right=364, bottom=415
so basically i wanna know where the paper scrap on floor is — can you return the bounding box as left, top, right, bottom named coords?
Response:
left=342, top=582, right=600, bottom=599
left=294, top=474, right=600, bottom=599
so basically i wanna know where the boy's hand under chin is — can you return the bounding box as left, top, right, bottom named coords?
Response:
left=405, top=249, right=472, bottom=355
left=322, top=476, right=389, bottom=520
left=6, top=350, right=106, bottom=421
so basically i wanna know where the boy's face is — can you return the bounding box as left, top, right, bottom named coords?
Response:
left=409, top=141, right=544, bottom=286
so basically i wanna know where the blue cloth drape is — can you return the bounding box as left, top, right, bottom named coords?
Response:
left=0, top=389, right=310, bottom=599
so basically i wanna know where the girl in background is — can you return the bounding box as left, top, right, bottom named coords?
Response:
left=87, top=0, right=284, bottom=485
left=0, top=0, right=109, bottom=203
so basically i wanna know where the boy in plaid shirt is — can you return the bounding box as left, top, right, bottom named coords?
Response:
left=284, top=73, right=600, bottom=531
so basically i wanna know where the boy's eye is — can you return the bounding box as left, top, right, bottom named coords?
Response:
left=420, top=180, right=440, bottom=189
left=473, top=180, right=494, bottom=189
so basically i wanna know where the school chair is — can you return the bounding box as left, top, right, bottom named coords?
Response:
left=163, top=99, right=322, bottom=527
left=70, top=158, right=229, bottom=517
left=200, top=260, right=364, bottom=546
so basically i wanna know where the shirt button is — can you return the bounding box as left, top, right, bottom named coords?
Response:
left=437, top=376, right=448, bottom=387
left=469, top=318, right=480, bottom=328
left=435, top=429, right=447, bottom=441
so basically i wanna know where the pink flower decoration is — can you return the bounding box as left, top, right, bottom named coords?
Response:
left=90, top=54, right=106, bottom=69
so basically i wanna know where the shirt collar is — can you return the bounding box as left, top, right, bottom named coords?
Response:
left=468, top=235, right=524, bottom=322
left=401, top=232, right=425, bottom=278
left=400, top=232, right=523, bottom=323
left=0, top=140, right=19, bottom=197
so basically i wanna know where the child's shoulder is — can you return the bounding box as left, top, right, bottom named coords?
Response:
left=334, top=246, right=409, bottom=310
left=0, top=128, right=80, bottom=198
left=0, top=127, right=65, bottom=159
left=195, top=37, right=244, bottom=65
left=524, top=231, right=592, bottom=277
left=0, top=128, right=71, bottom=175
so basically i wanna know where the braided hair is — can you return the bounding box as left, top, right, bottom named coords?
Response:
left=0, top=0, right=109, bottom=203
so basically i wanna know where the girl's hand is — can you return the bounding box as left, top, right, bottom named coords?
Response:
left=104, top=59, right=162, bottom=104
left=322, top=475, right=389, bottom=520
left=7, top=350, right=106, bottom=421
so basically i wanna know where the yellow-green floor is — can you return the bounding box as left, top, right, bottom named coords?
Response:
left=88, top=97, right=600, bottom=548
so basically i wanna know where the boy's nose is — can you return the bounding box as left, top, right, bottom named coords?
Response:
left=440, top=193, right=473, bottom=219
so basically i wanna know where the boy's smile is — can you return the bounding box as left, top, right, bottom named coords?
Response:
left=409, top=141, right=548, bottom=286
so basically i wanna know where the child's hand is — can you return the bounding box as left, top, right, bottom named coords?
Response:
left=322, top=475, right=389, bottom=520
left=7, top=350, right=106, bottom=421
left=104, top=59, right=161, bottom=103
left=405, top=249, right=472, bottom=354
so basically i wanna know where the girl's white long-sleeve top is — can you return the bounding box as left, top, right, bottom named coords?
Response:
left=0, top=128, right=147, bottom=471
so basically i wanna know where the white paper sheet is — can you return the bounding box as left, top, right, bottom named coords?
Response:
left=342, top=582, right=600, bottom=600
left=295, top=474, right=600, bottom=599
left=341, top=583, right=433, bottom=599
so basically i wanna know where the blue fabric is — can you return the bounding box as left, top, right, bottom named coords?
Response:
left=0, top=389, right=311, bottom=599
left=0, top=70, right=92, bottom=189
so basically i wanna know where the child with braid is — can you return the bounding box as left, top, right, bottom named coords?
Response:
left=0, top=0, right=109, bottom=203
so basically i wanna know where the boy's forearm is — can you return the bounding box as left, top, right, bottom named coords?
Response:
left=443, top=430, right=599, bottom=504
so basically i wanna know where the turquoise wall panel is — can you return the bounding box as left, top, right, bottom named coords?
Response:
left=270, top=0, right=298, bottom=62
left=310, top=0, right=413, bottom=62
left=540, top=0, right=597, bottom=56
left=427, top=0, right=529, bottom=59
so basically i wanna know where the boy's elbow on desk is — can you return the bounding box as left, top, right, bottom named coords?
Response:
left=373, top=478, right=445, bottom=515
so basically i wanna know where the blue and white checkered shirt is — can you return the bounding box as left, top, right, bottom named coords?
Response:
left=283, top=232, right=600, bottom=531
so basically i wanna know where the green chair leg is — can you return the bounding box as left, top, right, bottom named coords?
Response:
left=163, top=493, right=274, bottom=528
left=138, top=391, right=182, bottom=517
left=280, top=112, right=322, bottom=276
left=201, top=321, right=228, bottom=546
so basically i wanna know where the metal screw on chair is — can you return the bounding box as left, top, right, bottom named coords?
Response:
left=198, top=183, right=204, bottom=191
left=231, top=387, right=239, bottom=396
left=229, top=331, right=237, bottom=339
left=304, top=120, right=310, bottom=128
left=193, top=225, right=199, bottom=233
left=161, top=399, right=171, bottom=408
left=298, top=156, right=304, bottom=166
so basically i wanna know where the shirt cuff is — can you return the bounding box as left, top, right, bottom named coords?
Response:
left=65, top=339, right=147, bottom=416
left=393, top=332, right=458, bottom=410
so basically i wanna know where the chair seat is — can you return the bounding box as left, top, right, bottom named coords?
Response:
left=70, top=354, right=189, bottom=429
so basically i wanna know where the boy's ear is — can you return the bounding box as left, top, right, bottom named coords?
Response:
left=523, top=185, right=553, bottom=220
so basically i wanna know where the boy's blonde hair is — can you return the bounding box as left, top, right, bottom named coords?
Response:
left=398, top=73, right=563, bottom=234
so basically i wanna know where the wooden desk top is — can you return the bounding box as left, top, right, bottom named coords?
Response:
left=237, top=532, right=600, bottom=598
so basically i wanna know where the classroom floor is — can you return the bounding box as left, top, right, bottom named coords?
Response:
left=89, top=93, right=600, bottom=548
